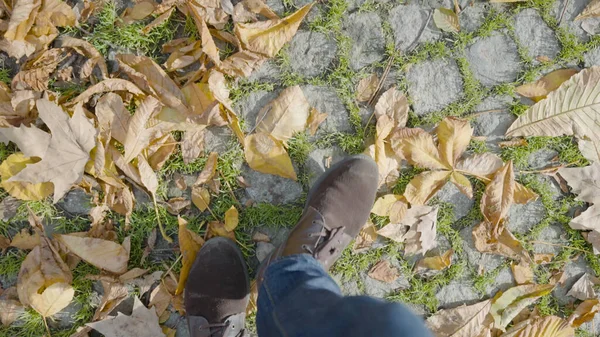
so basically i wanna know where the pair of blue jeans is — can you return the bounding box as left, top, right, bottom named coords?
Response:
left=256, top=254, right=433, bottom=337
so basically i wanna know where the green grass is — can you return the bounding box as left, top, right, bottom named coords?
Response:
left=0, top=68, right=11, bottom=85
left=500, top=136, right=588, bottom=169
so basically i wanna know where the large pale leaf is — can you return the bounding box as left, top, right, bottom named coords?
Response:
left=391, top=128, right=449, bottom=170
left=404, top=171, right=451, bottom=205
left=17, top=237, right=74, bottom=317
left=437, top=117, right=472, bottom=167
left=472, top=221, right=531, bottom=263
left=176, top=217, right=204, bottom=295
left=4, top=0, right=42, bottom=41
left=95, top=93, right=130, bottom=145
left=234, top=3, right=314, bottom=57
left=87, top=297, right=164, bottom=337
left=558, top=162, right=600, bottom=230
left=455, top=153, right=504, bottom=179
left=367, top=260, right=400, bottom=283
left=489, top=284, right=554, bottom=330
left=244, top=132, right=297, bottom=180
left=195, top=152, right=218, bottom=186
left=481, top=161, right=514, bottom=225
left=2, top=100, right=96, bottom=203
left=356, top=74, right=379, bottom=102
left=575, top=0, right=600, bottom=20
left=506, top=67, right=600, bottom=144
left=578, top=140, right=600, bottom=163
left=433, top=8, right=460, bottom=33
left=187, top=3, right=220, bottom=66
left=57, top=235, right=129, bottom=274
left=378, top=205, right=438, bottom=256
left=568, top=299, right=600, bottom=327
left=0, top=153, right=53, bottom=201
left=374, top=87, right=409, bottom=128
left=425, top=299, right=491, bottom=337
left=71, top=79, right=145, bottom=105
left=515, top=69, right=578, bottom=102
left=500, top=315, right=573, bottom=337
left=255, top=86, right=310, bottom=141
left=566, top=273, right=596, bottom=301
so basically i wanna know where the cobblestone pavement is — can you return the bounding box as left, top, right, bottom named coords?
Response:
left=3, top=0, right=600, bottom=335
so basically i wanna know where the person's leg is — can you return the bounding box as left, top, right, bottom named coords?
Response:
left=257, top=254, right=431, bottom=337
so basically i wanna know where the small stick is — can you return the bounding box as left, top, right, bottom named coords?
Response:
left=530, top=240, right=591, bottom=254
left=161, top=254, right=183, bottom=281
left=558, top=0, right=570, bottom=25
left=152, top=194, right=173, bottom=243
left=407, top=10, right=433, bottom=52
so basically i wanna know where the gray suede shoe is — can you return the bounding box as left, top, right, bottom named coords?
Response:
left=185, top=237, right=249, bottom=337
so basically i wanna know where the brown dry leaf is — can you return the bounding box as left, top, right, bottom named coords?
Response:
left=252, top=232, right=270, bottom=242
left=576, top=0, right=600, bottom=20
left=568, top=299, right=600, bottom=327
left=187, top=2, right=220, bottom=66
left=533, top=253, right=553, bottom=264
left=0, top=153, right=54, bottom=201
left=17, top=237, right=74, bottom=317
left=356, top=74, right=379, bottom=102
left=578, top=140, right=600, bottom=163
left=166, top=197, right=191, bottom=215
left=176, top=217, right=204, bottom=295
left=371, top=194, right=404, bottom=216
left=149, top=282, right=172, bottom=317
left=403, top=170, right=451, bottom=206
left=87, top=297, right=164, bottom=337
left=425, top=299, right=492, bottom=337
left=56, top=235, right=129, bottom=274
left=481, top=161, right=514, bottom=225
left=195, top=152, right=219, bottom=186
left=489, top=284, right=554, bottom=330
left=506, top=67, right=600, bottom=144
left=353, top=221, right=378, bottom=252
left=558, top=162, right=600, bottom=231
left=513, top=183, right=539, bottom=205
left=235, top=3, right=313, bottom=57
left=0, top=235, right=9, bottom=253
left=306, top=107, right=327, bottom=136
left=377, top=205, right=438, bottom=256
left=515, top=69, right=579, bottom=102
left=242, top=0, right=279, bottom=19
left=224, top=205, right=239, bottom=231
left=472, top=221, right=531, bottom=263
left=566, top=273, right=596, bottom=301
left=191, top=186, right=211, bottom=213
left=499, top=139, right=529, bottom=148
left=121, top=0, right=156, bottom=23
left=10, top=228, right=41, bottom=250
left=218, top=50, right=267, bottom=77
left=255, top=86, right=310, bottom=141
left=56, top=36, right=108, bottom=78
left=511, top=261, right=533, bottom=285
left=433, top=8, right=460, bottom=33
left=244, top=132, right=297, bottom=180
left=143, top=7, right=175, bottom=33
left=123, top=96, right=163, bottom=163
left=374, top=87, right=409, bottom=128
left=415, top=249, right=453, bottom=272
left=208, top=220, right=236, bottom=241
left=0, top=298, right=24, bottom=326
left=501, top=315, right=573, bottom=337
left=4, top=0, right=42, bottom=41
left=71, top=79, right=145, bottom=106
left=367, top=260, right=400, bottom=283
left=182, top=129, right=205, bottom=165
left=437, top=117, right=473, bottom=167
left=392, top=128, right=449, bottom=170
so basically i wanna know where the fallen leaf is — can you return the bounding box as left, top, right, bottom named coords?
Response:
left=378, top=205, right=438, bottom=256
left=425, top=299, right=492, bottom=337
left=437, top=117, right=473, bottom=168
left=579, top=140, right=600, bottom=163
left=533, top=253, right=553, bottom=264
left=374, top=87, right=409, bottom=128
left=187, top=3, right=220, bottom=66
left=367, top=260, right=400, bottom=283
left=125, top=271, right=163, bottom=296
left=17, top=237, right=74, bottom=317
left=0, top=298, right=24, bottom=326
left=123, top=96, right=163, bottom=163
left=353, top=221, right=378, bottom=252
left=191, top=186, right=211, bottom=212
left=306, top=107, right=327, bottom=136
left=489, top=284, right=554, bottom=331
left=472, top=221, right=531, bottom=263
left=506, top=67, right=600, bottom=144
left=255, top=86, right=310, bottom=141
left=182, top=129, right=205, bottom=165
left=403, top=170, right=451, bottom=205
left=433, top=8, right=460, bottom=33
left=56, top=235, right=129, bottom=274
left=87, top=297, right=164, bottom=337
left=166, top=197, right=191, bottom=215
left=515, top=69, right=579, bottom=102
left=175, top=217, right=204, bottom=295
left=511, top=261, right=533, bottom=285
left=1, top=100, right=96, bottom=203
left=194, top=152, right=218, bottom=186
left=392, top=128, right=449, bottom=168
left=501, top=315, right=573, bottom=337
left=499, top=139, right=529, bottom=148
left=4, top=0, right=42, bottom=41
left=576, top=0, right=600, bottom=20
left=10, top=228, right=41, bottom=250
left=481, top=161, right=514, bottom=226
left=71, top=79, right=145, bottom=106
left=235, top=3, right=314, bottom=57
left=568, top=299, right=600, bottom=327
left=566, top=273, right=596, bottom=301
left=218, top=50, right=267, bottom=77
left=91, top=280, right=129, bottom=324
left=149, top=282, right=172, bottom=317
left=356, top=74, right=379, bottom=102
left=558, top=162, right=600, bottom=231
left=513, top=183, right=539, bottom=205
left=208, top=220, right=236, bottom=241
left=244, top=132, right=297, bottom=180
left=224, top=205, right=239, bottom=231
left=415, top=249, right=453, bottom=272
left=371, top=194, right=404, bottom=216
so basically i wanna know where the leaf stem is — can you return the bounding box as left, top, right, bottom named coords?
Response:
left=152, top=194, right=173, bottom=243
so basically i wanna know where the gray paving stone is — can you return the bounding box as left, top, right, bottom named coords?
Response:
left=459, top=4, right=487, bottom=33
left=389, top=5, right=441, bottom=51
left=466, top=32, right=522, bottom=86
left=527, top=149, right=559, bottom=169
left=473, top=96, right=515, bottom=152
left=460, top=224, right=505, bottom=272
left=506, top=199, right=546, bottom=234
left=343, top=12, right=385, bottom=70
left=256, top=242, right=276, bottom=262
left=57, top=189, right=92, bottom=216
left=484, top=267, right=515, bottom=297
left=437, top=181, right=475, bottom=220
left=436, top=281, right=481, bottom=309
left=241, top=165, right=303, bottom=205
left=552, top=0, right=593, bottom=42
left=363, top=258, right=410, bottom=298
left=553, top=256, right=595, bottom=305
left=334, top=274, right=361, bottom=296
left=584, top=47, right=600, bottom=67
left=247, top=60, right=281, bottom=83
left=288, top=31, right=337, bottom=77
left=306, top=146, right=347, bottom=187
left=513, top=9, right=560, bottom=64
left=347, top=0, right=391, bottom=11
left=204, top=126, right=234, bottom=154
left=49, top=301, right=83, bottom=330
left=235, top=90, right=280, bottom=132
left=166, top=174, right=196, bottom=199
left=301, top=85, right=353, bottom=134
left=533, top=223, right=566, bottom=255
left=406, top=58, right=463, bottom=115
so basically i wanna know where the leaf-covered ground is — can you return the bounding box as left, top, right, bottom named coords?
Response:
left=2, top=0, right=600, bottom=336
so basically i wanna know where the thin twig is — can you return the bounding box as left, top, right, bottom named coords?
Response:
left=465, top=108, right=504, bottom=118
left=161, top=254, right=183, bottom=281
left=407, top=10, right=433, bottom=53
left=152, top=194, right=173, bottom=243
left=530, top=240, right=591, bottom=254
left=453, top=0, right=461, bottom=14
left=367, top=56, right=394, bottom=106
left=43, top=316, right=52, bottom=337
left=558, top=0, right=570, bottom=25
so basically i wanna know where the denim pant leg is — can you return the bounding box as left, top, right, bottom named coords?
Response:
left=256, top=254, right=432, bottom=337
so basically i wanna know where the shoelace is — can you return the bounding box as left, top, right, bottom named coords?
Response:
left=198, top=321, right=244, bottom=337
left=302, top=219, right=329, bottom=255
